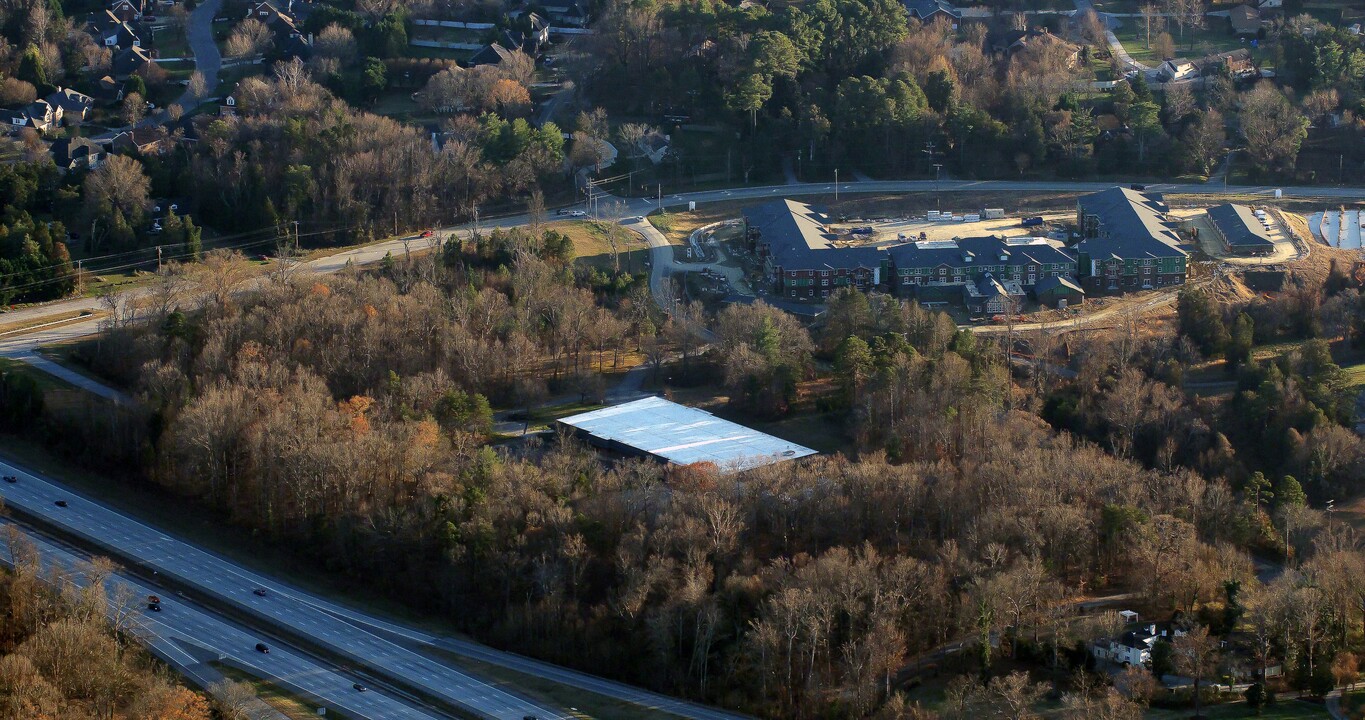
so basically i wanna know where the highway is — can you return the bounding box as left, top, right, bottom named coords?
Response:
left=0, top=453, right=754, bottom=720
left=0, top=517, right=444, bottom=720
left=0, top=455, right=565, bottom=720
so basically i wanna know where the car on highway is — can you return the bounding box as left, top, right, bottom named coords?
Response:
left=255, top=643, right=270, bottom=654
left=253, top=588, right=268, bottom=597
left=568, top=210, right=587, bottom=218
left=2, top=475, right=15, bottom=483
left=147, top=595, right=161, bottom=611
left=54, top=500, right=68, bottom=508
left=353, top=683, right=367, bottom=692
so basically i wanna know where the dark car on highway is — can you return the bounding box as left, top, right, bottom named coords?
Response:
left=253, top=588, right=268, bottom=597
left=2, top=475, right=15, bottom=483
left=353, top=683, right=366, bottom=692
left=255, top=643, right=270, bottom=653
left=54, top=500, right=68, bottom=507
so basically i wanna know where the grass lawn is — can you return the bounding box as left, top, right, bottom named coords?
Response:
left=1144, top=699, right=1331, bottom=718
left=553, top=220, right=652, bottom=275
left=1111, top=21, right=1249, bottom=65
left=0, top=357, right=78, bottom=393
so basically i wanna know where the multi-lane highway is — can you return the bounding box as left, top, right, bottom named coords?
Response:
left=0, top=453, right=755, bottom=720
left=0, top=517, right=443, bottom=720
left=0, top=455, right=565, bottom=720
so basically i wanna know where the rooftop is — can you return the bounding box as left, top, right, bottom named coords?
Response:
left=1207, top=203, right=1274, bottom=249
left=557, top=396, right=818, bottom=473
left=1076, top=187, right=1187, bottom=261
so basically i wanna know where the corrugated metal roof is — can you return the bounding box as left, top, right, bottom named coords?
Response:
left=558, top=397, right=818, bottom=473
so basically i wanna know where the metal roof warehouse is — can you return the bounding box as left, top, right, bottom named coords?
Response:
left=557, top=397, right=818, bottom=473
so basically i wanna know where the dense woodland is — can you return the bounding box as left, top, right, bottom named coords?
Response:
left=0, top=538, right=220, bottom=720
left=0, top=239, right=1358, bottom=718
left=571, top=1, right=1364, bottom=181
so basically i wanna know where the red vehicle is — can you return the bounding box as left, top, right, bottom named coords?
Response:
left=419, top=230, right=434, bottom=238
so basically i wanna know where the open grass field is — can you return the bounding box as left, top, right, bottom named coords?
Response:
left=552, top=219, right=652, bottom=274
left=1110, top=21, right=1249, bottom=65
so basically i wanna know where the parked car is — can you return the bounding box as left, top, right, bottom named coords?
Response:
left=1130, top=183, right=1146, bottom=191
left=568, top=210, right=587, bottom=218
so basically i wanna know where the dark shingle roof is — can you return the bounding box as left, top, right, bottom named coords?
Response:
left=746, top=199, right=885, bottom=270
left=1207, top=203, right=1274, bottom=249
left=1076, top=187, right=1187, bottom=261
left=1035, top=274, right=1084, bottom=295
left=906, top=0, right=961, bottom=19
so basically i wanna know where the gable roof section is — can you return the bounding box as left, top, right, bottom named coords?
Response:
left=1035, top=274, right=1083, bottom=295
left=906, top=0, right=961, bottom=19
left=888, top=235, right=1075, bottom=270
left=746, top=199, right=886, bottom=270
left=1207, top=203, right=1274, bottom=249
left=1076, top=187, right=1187, bottom=261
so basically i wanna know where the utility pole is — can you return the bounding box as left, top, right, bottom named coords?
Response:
left=934, top=164, right=943, bottom=208
left=657, top=183, right=662, bottom=213
left=156, top=245, right=162, bottom=273
left=293, top=219, right=300, bottom=257
left=75, top=259, right=83, bottom=295
left=834, top=168, right=838, bottom=206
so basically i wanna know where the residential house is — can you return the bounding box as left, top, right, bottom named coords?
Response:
left=745, top=199, right=888, bottom=302
left=1092, top=629, right=1158, bottom=667
left=998, top=28, right=1082, bottom=68
left=50, top=137, right=107, bottom=171
left=539, top=0, right=588, bottom=27
left=1158, top=59, right=1199, bottom=81
left=91, top=76, right=127, bottom=106
left=113, top=46, right=153, bottom=79
left=1228, top=4, right=1262, bottom=36
left=88, top=9, right=143, bottom=49
left=905, top=0, right=961, bottom=24
left=112, top=127, right=169, bottom=154
left=636, top=132, right=669, bottom=164
left=219, top=94, right=238, bottom=116
left=1074, top=187, right=1189, bottom=294
left=1206, top=203, right=1275, bottom=256
left=109, top=0, right=146, bottom=21
left=44, top=88, right=96, bottom=125
left=1196, top=48, right=1255, bottom=77
left=468, top=42, right=520, bottom=68
left=1, top=100, right=62, bottom=134
left=246, top=1, right=311, bottom=58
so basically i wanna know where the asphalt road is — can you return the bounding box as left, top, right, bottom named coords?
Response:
left=174, top=0, right=223, bottom=112
left=0, top=517, right=441, bottom=720
left=0, top=456, right=564, bottom=720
